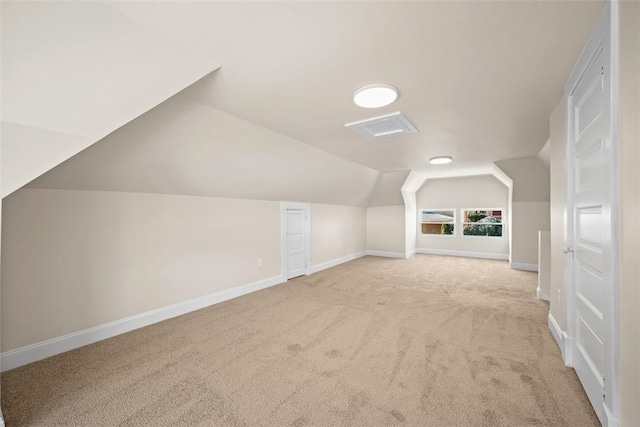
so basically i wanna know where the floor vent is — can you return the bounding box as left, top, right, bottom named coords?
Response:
left=345, top=112, right=417, bottom=140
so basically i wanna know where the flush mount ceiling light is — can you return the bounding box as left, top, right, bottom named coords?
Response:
left=353, top=83, right=398, bottom=108
left=429, top=156, right=453, bottom=165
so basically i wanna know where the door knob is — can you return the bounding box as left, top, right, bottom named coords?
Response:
left=562, top=246, right=575, bottom=254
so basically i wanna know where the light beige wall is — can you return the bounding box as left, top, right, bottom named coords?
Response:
left=495, top=156, right=551, bottom=266
left=548, top=99, right=566, bottom=330
left=495, top=156, right=550, bottom=203
left=618, top=1, right=640, bottom=424
left=511, top=202, right=551, bottom=266
left=404, top=191, right=417, bottom=255
left=310, top=204, right=366, bottom=266
left=1, top=189, right=281, bottom=351
left=416, top=175, right=509, bottom=256
left=366, top=206, right=406, bottom=254
left=368, top=171, right=410, bottom=207
left=538, top=231, right=551, bottom=299
left=0, top=162, right=3, bottom=424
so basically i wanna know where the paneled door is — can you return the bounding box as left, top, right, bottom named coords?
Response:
left=286, top=209, right=308, bottom=279
left=564, top=2, right=618, bottom=424
left=281, top=202, right=311, bottom=280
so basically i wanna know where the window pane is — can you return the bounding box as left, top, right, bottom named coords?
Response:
left=463, top=210, right=502, bottom=224
left=420, top=209, right=455, bottom=235
left=422, top=223, right=454, bottom=235
left=463, top=223, right=503, bottom=237
left=421, top=210, right=454, bottom=223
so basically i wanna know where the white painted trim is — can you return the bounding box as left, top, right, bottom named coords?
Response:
left=564, top=2, right=620, bottom=422
left=562, top=330, right=574, bottom=367
left=510, top=262, right=539, bottom=272
left=548, top=311, right=564, bottom=356
left=311, top=251, right=367, bottom=274
left=0, top=409, right=4, bottom=427
left=536, top=287, right=550, bottom=301
left=366, top=250, right=406, bottom=259
left=415, top=248, right=508, bottom=261
left=418, top=207, right=457, bottom=237
left=603, top=402, right=620, bottom=427
left=459, top=207, right=507, bottom=240
left=0, top=275, right=283, bottom=372
left=405, top=249, right=416, bottom=259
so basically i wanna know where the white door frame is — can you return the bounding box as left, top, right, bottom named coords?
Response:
left=563, top=1, right=620, bottom=424
left=280, top=201, right=311, bottom=282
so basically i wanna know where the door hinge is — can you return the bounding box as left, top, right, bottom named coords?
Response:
left=601, top=66, right=605, bottom=92
left=603, top=375, right=606, bottom=401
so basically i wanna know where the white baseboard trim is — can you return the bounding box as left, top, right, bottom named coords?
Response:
left=603, top=402, right=620, bottom=427
left=366, top=250, right=406, bottom=259
left=414, top=248, right=509, bottom=261
left=562, top=331, right=573, bottom=367
left=548, top=311, right=564, bottom=354
left=511, top=262, right=539, bottom=272
left=536, top=287, right=550, bottom=301
left=0, top=275, right=283, bottom=373
left=311, top=251, right=367, bottom=274
left=405, top=249, right=416, bottom=259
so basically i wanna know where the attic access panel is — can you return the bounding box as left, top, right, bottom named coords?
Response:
left=345, top=112, right=417, bottom=141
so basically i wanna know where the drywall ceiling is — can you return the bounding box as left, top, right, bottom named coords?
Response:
left=26, top=94, right=381, bottom=207
left=106, top=0, right=603, bottom=173
left=368, top=171, right=411, bottom=207
left=0, top=1, right=219, bottom=197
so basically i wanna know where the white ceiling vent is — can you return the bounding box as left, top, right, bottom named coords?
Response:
left=345, top=112, right=417, bottom=141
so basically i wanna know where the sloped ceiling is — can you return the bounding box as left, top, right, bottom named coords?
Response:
left=1, top=1, right=219, bottom=197
left=368, top=171, right=411, bottom=207
left=5, top=1, right=604, bottom=203
left=109, top=0, right=603, bottom=172
left=27, top=94, right=380, bottom=207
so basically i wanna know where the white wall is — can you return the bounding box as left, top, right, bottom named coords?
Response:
left=403, top=190, right=417, bottom=256
left=618, top=1, right=640, bottom=424
left=1, top=189, right=281, bottom=352
left=366, top=206, right=406, bottom=255
left=549, top=99, right=566, bottom=330
left=311, top=203, right=366, bottom=266
left=415, top=175, right=509, bottom=257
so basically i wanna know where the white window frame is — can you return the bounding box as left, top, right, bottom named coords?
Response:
left=418, top=208, right=456, bottom=237
left=460, top=208, right=505, bottom=239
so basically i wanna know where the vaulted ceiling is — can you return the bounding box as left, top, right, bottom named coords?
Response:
left=3, top=1, right=604, bottom=201
left=108, top=0, right=603, bottom=172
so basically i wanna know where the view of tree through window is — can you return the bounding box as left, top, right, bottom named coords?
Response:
left=462, top=209, right=503, bottom=237
left=420, top=209, right=455, bottom=235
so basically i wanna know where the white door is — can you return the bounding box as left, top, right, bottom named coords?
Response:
left=565, top=2, right=618, bottom=424
left=286, top=209, right=307, bottom=279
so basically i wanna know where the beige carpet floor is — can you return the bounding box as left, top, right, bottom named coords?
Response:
left=1, top=255, right=598, bottom=426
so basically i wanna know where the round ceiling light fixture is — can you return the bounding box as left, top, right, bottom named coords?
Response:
left=353, top=83, right=398, bottom=108
left=429, top=156, right=453, bottom=165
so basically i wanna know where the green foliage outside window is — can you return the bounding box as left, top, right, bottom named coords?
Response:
left=441, top=223, right=454, bottom=235
left=463, top=216, right=502, bottom=236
